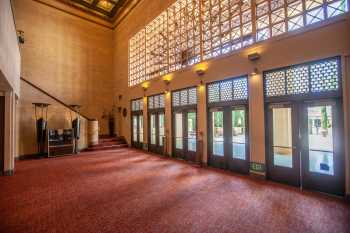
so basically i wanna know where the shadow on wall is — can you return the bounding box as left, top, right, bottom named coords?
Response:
left=17, top=83, right=89, bottom=157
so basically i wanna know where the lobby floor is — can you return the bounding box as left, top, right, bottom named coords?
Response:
left=0, top=148, right=349, bottom=233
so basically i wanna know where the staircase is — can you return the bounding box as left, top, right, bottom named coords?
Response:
left=85, top=135, right=128, bottom=152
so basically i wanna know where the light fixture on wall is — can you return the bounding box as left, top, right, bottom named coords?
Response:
left=141, top=81, right=150, bottom=96
left=17, top=30, right=25, bottom=44
left=163, top=74, right=172, bottom=93
left=248, top=52, right=261, bottom=76
left=248, top=52, right=261, bottom=62
left=251, top=67, right=260, bottom=76
left=194, top=62, right=208, bottom=85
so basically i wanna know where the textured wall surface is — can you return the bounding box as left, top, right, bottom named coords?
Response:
left=13, top=0, right=115, bottom=156
left=0, top=0, right=20, bottom=95
left=18, top=81, right=88, bottom=156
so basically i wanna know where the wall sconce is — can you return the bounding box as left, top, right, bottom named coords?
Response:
left=248, top=52, right=261, bottom=62
left=163, top=74, right=172, bottom=93
left=251, top=68, right=260, bottom=76
left=194, top=63, right=208, bottom=85
left=17, top=30, right=25, bottom=44
left=141, top=81, right=150, bottom=96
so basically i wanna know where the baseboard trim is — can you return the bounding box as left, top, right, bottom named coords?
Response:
left=250, top=171, right=266, bottom=180
left=3, top=170, right=14, bottom=176
left=345, top=194, right=350, bottom=202
left=16, top=153, right=46, bottom=160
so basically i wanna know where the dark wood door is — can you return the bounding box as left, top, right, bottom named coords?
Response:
left=131, top=113, right=143, bottom=149
left=267, top=103, right=300, bottom=187
left=208, top=106, right=249, bottom=174
left=173, top=109, right=197, bottom=162
left=0, top=96, right=4, bottom=173
left=148, top=111, right=165, bottom=155
left=267, top=100, right=345, bottom=195
left=300, top=100, right=345, bottom=195
left=226, top=106, right=249, bottom=174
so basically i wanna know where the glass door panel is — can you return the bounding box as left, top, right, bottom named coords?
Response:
left=307, top=105, right=334, bottom=175
left=187, top=112, right=196, bottom=152
left=139, top=116, right=143, bottom=143
left=301, top=101, right=344, bottom=195
left=212, top=111, right=224, bottom=156
left=232, top=109, right=246, bottom=160
left=272, top=108, right=293, bottom=168
left=267, top=104, right=300, bottom=187
left=175, top=113, right=183, bottom=150
left=150, top=114, right=156, bottom=145
left=159, top=113, right=165, bottom=146
left=132, top=116, right=138, bottom=142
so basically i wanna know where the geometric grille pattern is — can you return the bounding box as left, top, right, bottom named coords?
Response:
left=172, top=87, right=197, bottom=107
left=208, top=76, right=249, bottom=103
left=145, top=12, right=168, bottom=80
left=148, top=94, right=165, bottom=109
left=310, top=59, right=339, bottom=92
left=202, top=0, right=253, bottom=59
left=128, top=30, right=146, bottom=87
left=131, top=98, right=143, bottom=111
left=168, top=0, right=201, bottom=72
left=129, top=0, right=349, bottom=86
left=264, top=57, right=341, bottom=97
left=286, top=65, right=310, bottom=95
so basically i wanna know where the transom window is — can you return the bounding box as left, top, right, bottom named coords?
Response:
left=172, top=87, right=197, bottom=107
left=129, top=0, right=348, bottom=86
left=208, top=76, right=249, bottom=103
left=131, top=98, right=143, bottom=111
left=264, top=57, right=341, bottom=98
left=148, top=94, right=165, bottom=109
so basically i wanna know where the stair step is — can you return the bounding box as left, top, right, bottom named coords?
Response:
left=92, top=141, right=125, bottom=147
left=85, top=144, right=128, bottom=152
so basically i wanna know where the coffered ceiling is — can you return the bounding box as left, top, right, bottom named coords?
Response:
left=57, top=0, right=137, bottom=22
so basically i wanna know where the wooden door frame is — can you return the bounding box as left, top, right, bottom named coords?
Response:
left=148, top=109, right=165, bottom=155
left=265, top=102, right=301, bottom=187
left=131, top=111, right=143, bottom=149
left=300, top=98, right=345, bottom=195
left=0, top=96, right=4, bottom=174
left=172, top=106, right=198, bottom=162
left=226, top=105, right=250, bottom=174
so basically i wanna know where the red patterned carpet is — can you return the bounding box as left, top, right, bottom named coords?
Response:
left=0, top=149, right=349, bottom=233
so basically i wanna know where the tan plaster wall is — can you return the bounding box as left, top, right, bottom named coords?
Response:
left=112, top=0, right=350, bottom=192
left=12, top=0, right=115, bottom=156
left=0, top=0, right=21, bottom=96
left=18, top=81, right=88, bottom=156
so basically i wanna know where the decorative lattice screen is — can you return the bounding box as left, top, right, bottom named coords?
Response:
left=208, top=76, right=248, bottom=103
left=202, top=0, right=253, bottom=60
left=129, top=30, right=146, bottom=87
left=145, top=12, right=168, bottom=80
left=168, top=0, right=201, bottom=72
left=131, top=98, right=143, bottom=111
left=128, top=0, right=349, bottom=86
left=264, top=57, right=340, bottom=97
left=148, top=94, right=165, bottom=109
left=172, top=87, right=198, bottom=107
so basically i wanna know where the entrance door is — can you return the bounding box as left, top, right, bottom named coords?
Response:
left=149, top=111, right=165, bottom=154
left=209, top=106, right=249, bottom=174
left=301, top=101, right=344, bottom=195
left=267, top=100, right=345, bottom=195
left=0, top=96, right=4, bottom=173
left=267, top=103, right=300, bottom=186
left=131, top=113, right=143, bottom=149
left=173, top=110, right=197, bottom=162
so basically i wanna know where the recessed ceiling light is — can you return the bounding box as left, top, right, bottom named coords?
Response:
left=97, top=0, right=115, bottom=12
